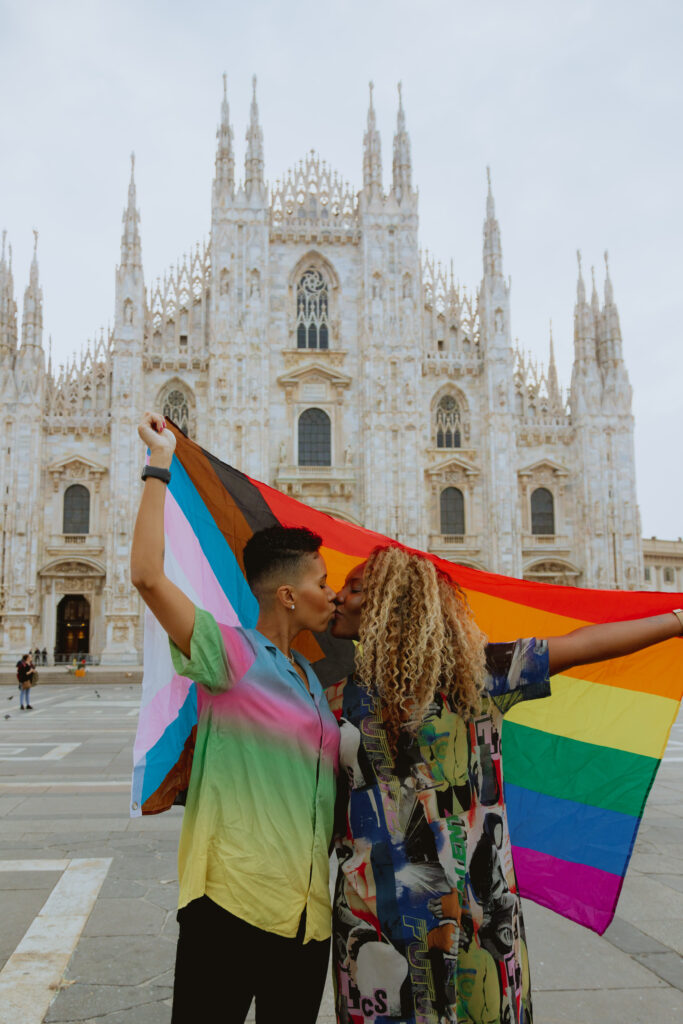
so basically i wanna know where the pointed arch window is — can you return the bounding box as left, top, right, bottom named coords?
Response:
left=531, top=488, right=555, bottom=535
left=63, top=484, right=90, bottom=534
left=162, top=388, right=191, bottom=437
left=296, top=269, right=329, bottom=349
left=298, top=408, right=331, bottom=466
left=436, top=395, right=461, bottom=448
left=440, top=487, right=465, bottom=536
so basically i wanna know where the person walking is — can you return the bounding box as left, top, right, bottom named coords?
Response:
left=131, top=411, right=339, bottom=1024
left=328, top=544, right=683, bottom=1024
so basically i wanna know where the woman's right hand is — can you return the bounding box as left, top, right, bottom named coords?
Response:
left=138, top=411, right=176, bottom=466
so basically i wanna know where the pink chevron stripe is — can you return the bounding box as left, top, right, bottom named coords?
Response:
left=512, top=844, right=623, bottom=934
left=133, top=672, right=193, bottom=761
left=164, top=489, right=239, bottom=625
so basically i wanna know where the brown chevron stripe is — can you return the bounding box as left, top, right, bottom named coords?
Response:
left=168, top=421, right=355, bottom=680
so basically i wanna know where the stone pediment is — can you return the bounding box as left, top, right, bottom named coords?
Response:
left=39, top=557, right=106, bottom=578
left=47, top=456, right=108, bottom=491
left=517, top=458, right=569, bottom=478
left=277, top=362, right=352, bottom=406
left=48, top=455, right=107, bottom=477
left=425, top=454, right=480, bottom=478
left=277, top=363, right=352, bottom=390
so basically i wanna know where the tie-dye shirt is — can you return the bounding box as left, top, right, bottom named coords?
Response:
left=169, top=607, right=340, bottom=942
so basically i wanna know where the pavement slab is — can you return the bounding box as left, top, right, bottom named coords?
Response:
left=45, top=983, right=173, bottom=1022
left=82, top=898, right=166, bottom=937
left=64, top=936, right=177, bottom=987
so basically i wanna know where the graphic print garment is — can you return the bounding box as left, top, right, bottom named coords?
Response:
left=328, top=638, right=550, bottom=1023
left=169, top=607, right=340, bottom=942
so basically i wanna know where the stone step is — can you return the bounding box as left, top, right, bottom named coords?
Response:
left=0, top=666, right=143, bottom=686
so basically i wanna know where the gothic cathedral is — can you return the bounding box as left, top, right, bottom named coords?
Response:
left=0, top=78, right=645, bottom=664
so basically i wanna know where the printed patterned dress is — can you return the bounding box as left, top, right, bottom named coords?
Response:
left=327, top=638, right=550, bottom=1024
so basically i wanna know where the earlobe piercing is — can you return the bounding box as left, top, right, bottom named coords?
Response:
left=291, top=604, right=295, bottom=610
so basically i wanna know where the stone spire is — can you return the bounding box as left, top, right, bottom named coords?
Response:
left=0, top=230, right=18, bottom=357
left=213, top=74, right=235, bottom=204
left=573, top=250, right=595, bottom=366
left=591, top=264, right=600, bottom=318
left=547, top=320, right=561, bottom=408
left=604, top=250, right=615, bottom=308
left=363, top=82, right=383, bottom=196
left=245, top=75, right=265, bottom=198
left=483, top=167, right=503, bottom=280
left=21, top=229, right=43, bottom=350
left=115, top=157, right=145, bottom=335
left=576, top=249, right=586, bottom=304
left=392, top=82, right=412, bottom=202
left=601, top=250, right=623, bottom=363
left=120, top=153, right=141, bottom=268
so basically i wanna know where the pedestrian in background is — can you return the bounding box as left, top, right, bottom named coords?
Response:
left=16, top=654, right=34, bottom=710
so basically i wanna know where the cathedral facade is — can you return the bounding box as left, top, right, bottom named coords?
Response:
left=0, top=79, right=654, bottom=664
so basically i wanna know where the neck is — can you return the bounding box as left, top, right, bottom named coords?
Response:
left=256, top=608, right=299, bottom=657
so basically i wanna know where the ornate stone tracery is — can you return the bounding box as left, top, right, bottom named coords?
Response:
left=270, top=152, right=358, bottom=242
left=296, top=269, right=330, bottom=350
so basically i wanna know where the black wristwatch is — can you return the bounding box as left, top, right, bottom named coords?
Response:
left=141, top=465, right=171, bottom=484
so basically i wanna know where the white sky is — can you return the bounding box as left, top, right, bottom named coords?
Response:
left=1, top=0, right=681, bottom=538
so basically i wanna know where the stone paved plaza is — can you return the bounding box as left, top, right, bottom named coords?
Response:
left=0, top=682, right=681, bottom=1023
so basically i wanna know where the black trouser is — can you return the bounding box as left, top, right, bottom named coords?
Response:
left=172, top=896, right=331, bottom=1023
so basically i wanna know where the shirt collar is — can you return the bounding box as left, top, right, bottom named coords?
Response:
left=248, top=628, right=323, bottom=699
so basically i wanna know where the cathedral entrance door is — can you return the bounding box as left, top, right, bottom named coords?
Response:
left=56, top=594, right=90, bottom=658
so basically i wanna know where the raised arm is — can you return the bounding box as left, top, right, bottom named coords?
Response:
left=547, top=611, right=683, bottom=676
left=130, top=412, right=195, bottom=657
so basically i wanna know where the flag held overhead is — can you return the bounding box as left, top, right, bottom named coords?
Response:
left=131, top=422, right=683, bottom=935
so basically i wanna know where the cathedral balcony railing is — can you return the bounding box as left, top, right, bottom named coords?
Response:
left=521, top=533, right=571, bottom=554
left=46, top=534, right=105, bottom=556
left=429, top=533, right=481, bottom=551
left=423, top=352, right=482, bottom=377
left=274, top=464, right=355, bottom=500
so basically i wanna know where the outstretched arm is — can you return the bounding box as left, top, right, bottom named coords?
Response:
left=547, top=611, right=683, bottom=676
left=130, top=412, right=195, bottom=657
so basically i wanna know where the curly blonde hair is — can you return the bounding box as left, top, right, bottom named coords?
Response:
left=355, top=545, right=487, bottom=754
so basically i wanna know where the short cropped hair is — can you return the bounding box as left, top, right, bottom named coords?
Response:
left=243, top=526, right=323, bottom=598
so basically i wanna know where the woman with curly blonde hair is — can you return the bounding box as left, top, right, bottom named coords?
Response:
left=328, top=544, right=683, bottom=1024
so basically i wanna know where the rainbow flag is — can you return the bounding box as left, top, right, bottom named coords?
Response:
left=131, top=426, right=683, bottom=935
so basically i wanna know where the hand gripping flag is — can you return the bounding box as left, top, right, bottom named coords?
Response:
left=131, top=423, right=683, bottom=935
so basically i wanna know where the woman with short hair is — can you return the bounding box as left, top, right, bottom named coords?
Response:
left=131, top=411, right=339, bottom=1024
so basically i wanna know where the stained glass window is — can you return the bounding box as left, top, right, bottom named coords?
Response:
left=440, top=487, right=465, bottom=535
left=63, top=484, right=90, bottom=534
left=163, top=389, right=190, bottom=436
left=296, top=269, right=329, bottom=350
left=436, top=395, right=461, bottom=448
left=298, top=408, right=331, bottom=466
left=531, top=488, right=555, bottom=535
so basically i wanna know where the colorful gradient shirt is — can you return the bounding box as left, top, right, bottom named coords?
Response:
left=169, top=607, right=340, bottom=942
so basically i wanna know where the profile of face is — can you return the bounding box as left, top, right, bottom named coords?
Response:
left=330, top=561, right=366, bottom=640
left=286, top=551, right=337, bottom=633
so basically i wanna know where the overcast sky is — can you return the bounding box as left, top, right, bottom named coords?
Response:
left=1, top=0, right=681, bottom=539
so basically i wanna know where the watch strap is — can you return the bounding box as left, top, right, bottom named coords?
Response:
left=141, top=465, right=171, bottom=484
left=671, top=608, right=683, bottom=634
